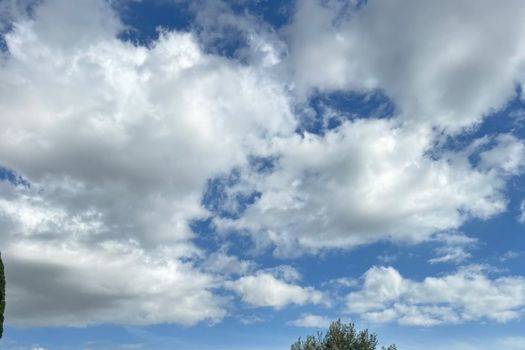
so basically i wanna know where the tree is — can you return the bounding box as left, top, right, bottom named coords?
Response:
left=0, top=253, right=4, bottom=338
left=291, top=320, right=397, bottom=350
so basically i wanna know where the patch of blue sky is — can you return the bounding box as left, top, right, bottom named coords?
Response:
left=0, top=165, right=30, bottom=188
left=248, top=155, right=278, bottom=174
left=229, top=0, right=296, bottom=29
left=201, top=168, right=261, bottom=220
left=116, top=0, right=194, bottom=46
left=115, top=1, right=253, bottom=60
left=195, top=156, right=281, bottom=261
left=295, top=89, right=396, bottom=135
left=372, top=320, right=525, bottom=350
left=190, top=216, right=260, bottom=264
left=0, top=27, right=10, bottom=53
left=4, top=311, right=319, bottom=350
left=196, top=156, right=278, bottom=247
left=460, top=198, right=525, bottom=273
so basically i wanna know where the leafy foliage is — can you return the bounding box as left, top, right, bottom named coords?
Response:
left=0, top=253, right=4, bottom=338
left=291, top=320, right=397, bottom=350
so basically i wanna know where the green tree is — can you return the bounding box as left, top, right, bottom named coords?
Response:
left=291, top=320, right=397, bottom=350
left=0, top=253, right=4, bottom=338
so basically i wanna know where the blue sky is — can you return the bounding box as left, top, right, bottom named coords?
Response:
left=1, top=0, right=525, bottom=349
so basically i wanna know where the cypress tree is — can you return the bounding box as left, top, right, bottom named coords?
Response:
left=0, top=253, right=5, bottom=338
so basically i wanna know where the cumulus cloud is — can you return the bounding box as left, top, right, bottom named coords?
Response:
left=206, top=0, right=525, bottom=256
left=225, top=269, right=325, bottom=309
left=287, top=0, right=525, bottom=131
left=0, top=0, right=294, bottom=326
left=202, top=249, right=256, bottom=277
left=217, top=121, right=524, bottom=255
left=346, top=266, right=525, bottom=326
left=6, top=237, right=225, bottom=327
left=479, top=134, right=525, bottom=174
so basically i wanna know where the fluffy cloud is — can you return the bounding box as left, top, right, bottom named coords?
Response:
left=287, top=0, right=525, bottom=131
left=289, top=314, right=331, bottom=328
left=225, top=269, right=325, bottom=309
left=217, top=121, right=524, bottom=255
left=0, top=180, right=224, bottom=327
left=202, top=249, right=256, bottom=277
left=479, top=134, right=525, bottom=174
left=346, top=266, right=525, bottom=326
left=0, top=0, right=294, bottom=326
left=207, top=0, right=525, bottom=256
left=6, top=236, right=225, bottom=327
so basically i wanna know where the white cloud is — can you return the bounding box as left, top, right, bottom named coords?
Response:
left=289, top=314, right=331, bottom=328
left=205, top=0, right=525, bottom=257
left=8, top=244, right=226, bottom=326
left=217, top=121, right=524, bottom=255
left=225, top=270, right=325, bottom=309
left=346, top=265, right=525, bottom=326
left=428, top=246, right=472, bottom=265
left=479, top=134, right=525, bottom=175
left=428, top=232, right=477, bottom=265
left=287, top=0, right=525, bottom=131
left=0, top=0, right=294, bottom=326
left=202, top=249, right=256, bottom=277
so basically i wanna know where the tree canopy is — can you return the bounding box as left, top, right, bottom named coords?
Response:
left=291, top=320, right=397, bottom=350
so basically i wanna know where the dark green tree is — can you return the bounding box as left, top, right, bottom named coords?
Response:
left=0, top=253, right=4, bottom=338
left=291, top=320, right=397, bottom=350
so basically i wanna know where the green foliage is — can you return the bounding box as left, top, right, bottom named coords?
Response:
left=0, top=253, right=4, bottom=338
left=291, top=320, right=397, bottom=350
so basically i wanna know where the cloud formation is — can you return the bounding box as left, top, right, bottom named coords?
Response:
left=218, top=123, right=524, bottom=255
left=226, top=268, right=325, bottom=309
left=346, top=265, right=525, bottom=326
left=0, top=0, right=293, bottom=326
left=0, top=0, right=524, bottom=330
left=287, top=0, right=525, bottom=131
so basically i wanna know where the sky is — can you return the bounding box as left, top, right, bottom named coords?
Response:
left=0, top=0, right=525, bottom=349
